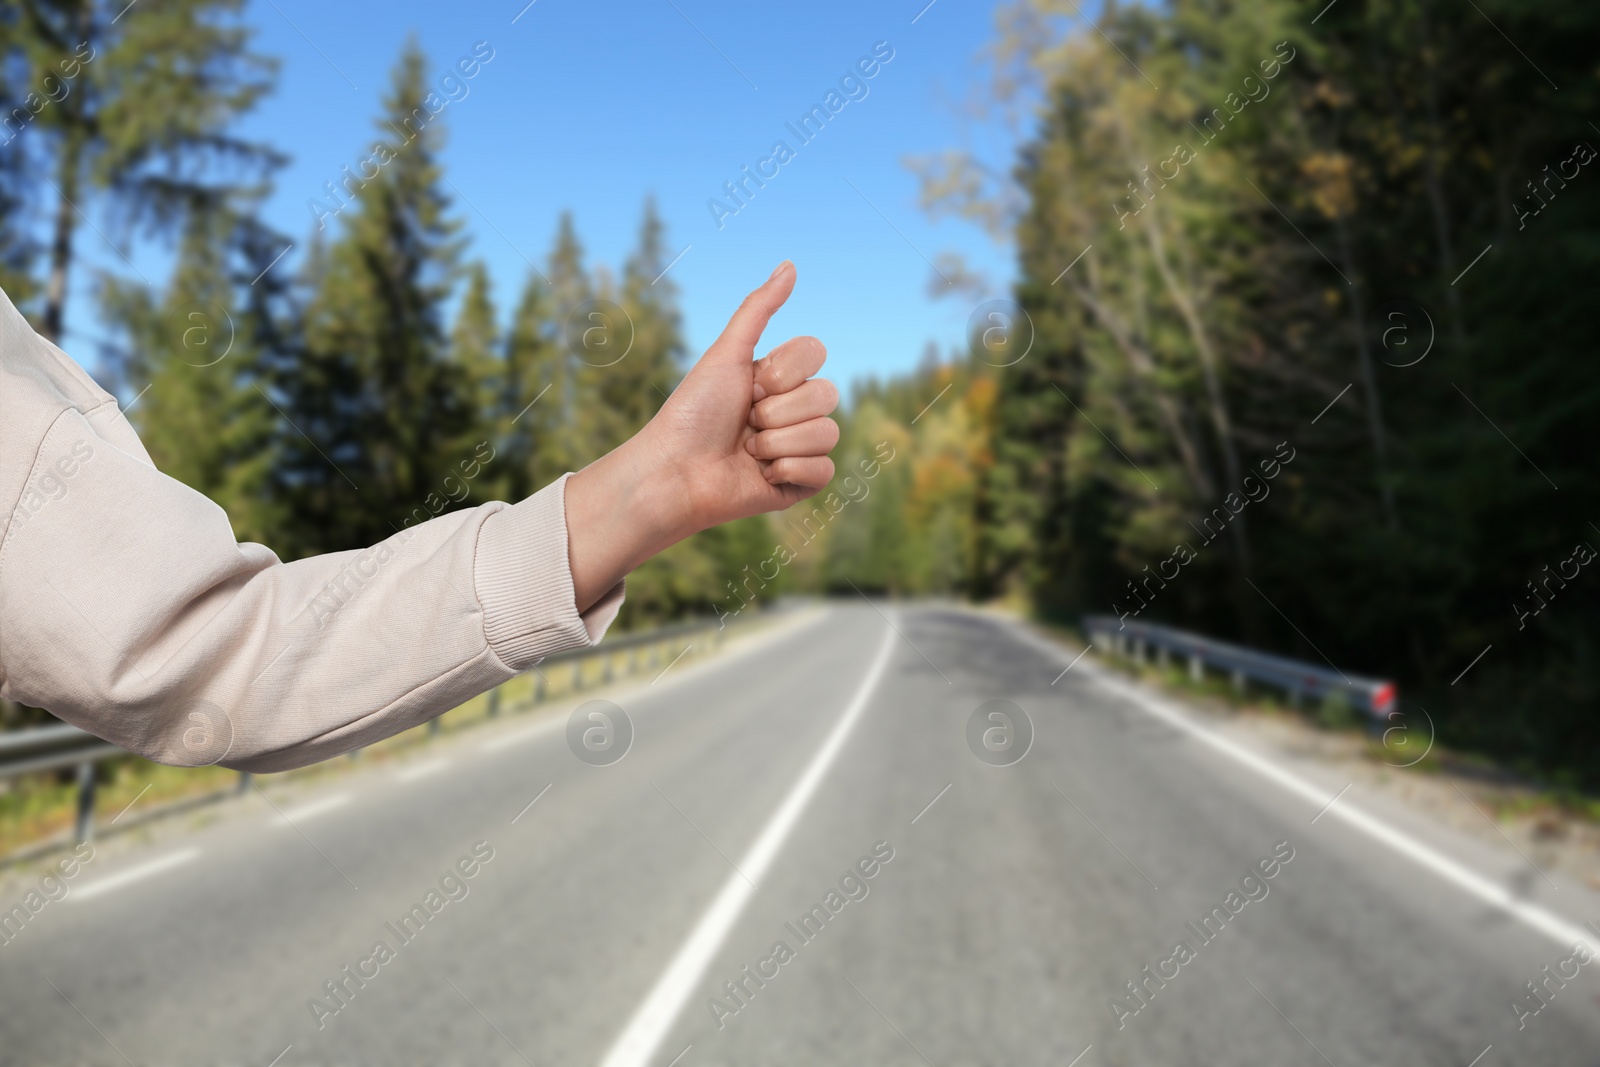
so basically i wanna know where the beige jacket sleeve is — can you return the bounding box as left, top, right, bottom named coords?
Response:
left=0, top=287, right=623, bottom=773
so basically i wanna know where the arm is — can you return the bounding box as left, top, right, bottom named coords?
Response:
left=0, top=262, right=836, bottom=772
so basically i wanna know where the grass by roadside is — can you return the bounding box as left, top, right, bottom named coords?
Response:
left=1032, top=617, right=1600, bottom=832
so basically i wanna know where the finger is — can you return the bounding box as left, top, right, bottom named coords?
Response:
left=750, top=377, right=839, bottom=430
left=764, top=455, right=835, bottom=489
left=752, top=335, right=826, bottom=401
left=703, top=261, right=796, bottom=366
left=745, top=416, right=840, bottom=460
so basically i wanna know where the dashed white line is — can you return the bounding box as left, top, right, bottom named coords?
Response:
left=395, top=758, right=450, bottom=783
left=72, top=848, right=201, bottom=902
left=481, top=716, right=562, bottom=752
left=598, top=619, right=900, bottom=1067
left=271, top=792, right=351, bottom=826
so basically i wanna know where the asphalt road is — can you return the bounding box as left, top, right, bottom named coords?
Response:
left=2, top=603, right=1598, bottom=1066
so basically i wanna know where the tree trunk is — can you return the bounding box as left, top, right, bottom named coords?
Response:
left=41, top=131, right=84, bottom=344
left=1335, top=215, right=1399, bottom=533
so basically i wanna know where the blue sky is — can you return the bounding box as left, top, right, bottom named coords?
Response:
left=70, top=0, right=1029, bottom=395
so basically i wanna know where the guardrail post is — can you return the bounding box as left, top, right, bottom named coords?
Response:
left=572, top=661, right=582, bottom=692
left=603, top=655, right=614, bottom=684
left=1189, top=654, right=1202, bottom=682
left=74, top=760, right=96, bottom=844
left=237, top=771, right=252, bottom=795
left=1134, top=639, right=1146, bottom=666
left=1231, top=669, right=1245, bottom=696
left=1157, top=645, right=1169, bottom=670
left=488, top=689, right=501, bottom=718
left=534, top=671, right=546, bottom=704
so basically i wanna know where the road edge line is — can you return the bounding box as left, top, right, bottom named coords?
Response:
left=598, top=614, right=900, bottom=1067
left=1007, top=620, right=1598, bottom=955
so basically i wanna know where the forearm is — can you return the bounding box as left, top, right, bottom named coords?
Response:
left=563, top=435, right=689, bottom=613
left=1, top=405, right=621, bottom=772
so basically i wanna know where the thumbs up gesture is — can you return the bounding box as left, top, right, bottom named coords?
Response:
left=563, top=262, right=840, bottom=609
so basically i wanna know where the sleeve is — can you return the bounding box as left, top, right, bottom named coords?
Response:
left=0, top=292, right=623, bottom=773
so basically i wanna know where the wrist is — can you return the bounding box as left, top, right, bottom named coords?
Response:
left=562, top=436, right=689, bottom=611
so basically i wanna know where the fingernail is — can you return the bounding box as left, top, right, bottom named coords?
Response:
left=768, top=260, right=792, bottom=282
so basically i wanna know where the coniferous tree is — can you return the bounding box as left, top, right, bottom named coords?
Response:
left=279, top=41, right=467, bottom=555
left=502, top=269, right=563, bottom=499
left=103, top=206, right=280, bottom=544
left=449, top=260, right=502, bottom=503
left=10, top=0, right=277, bottom=342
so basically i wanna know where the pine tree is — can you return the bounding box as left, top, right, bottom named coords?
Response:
left=102, top=206, right=280, bottom=544
left=502, top=269, right=564, bottom=498
left=279, top=40, right=467, bottom=555
left=11, top=0, right=277, bottom=342
left=448, top=260, right=502, bottom=503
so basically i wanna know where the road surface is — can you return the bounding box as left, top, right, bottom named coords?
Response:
left=2, top=604, right=1597, bottom=1066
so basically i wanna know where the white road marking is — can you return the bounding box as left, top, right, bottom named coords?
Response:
left=480, top=716, right=562, bottom=752
left=598, top=618, right=900, bottom=1067
left=1009, top=620, right=1598, bottom=954
left=395, top=757, right=450, bottom=782
left=72, top=848, right=201, bottom=902
left=271, top=792, right=351, bottom=826
left=478, top=608, right=832, bottom=755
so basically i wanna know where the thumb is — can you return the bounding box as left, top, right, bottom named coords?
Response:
left=701, top=261, right=796, bottom=367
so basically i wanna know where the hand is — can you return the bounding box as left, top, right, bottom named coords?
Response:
left=564, top=261, right=840, bottom=610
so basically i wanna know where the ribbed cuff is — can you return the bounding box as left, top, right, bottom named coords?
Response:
left=473, top=473, right=625, bottom=671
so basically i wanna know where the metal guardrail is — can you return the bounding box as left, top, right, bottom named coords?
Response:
left=1083, top=615, right=1396, bottom=717
left=0, top=609, right=761, bottom=847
